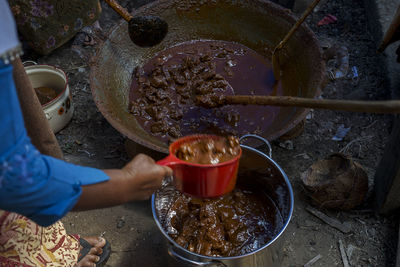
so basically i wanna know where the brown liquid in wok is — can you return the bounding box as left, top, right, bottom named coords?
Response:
left=129, top=40, right=282, bottom=142
left=162, top=184, right=283, bottom=257
left=175, top=136, right=240, bottom=164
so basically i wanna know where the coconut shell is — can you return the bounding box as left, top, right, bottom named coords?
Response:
left=301, top=153, right=368, bottom=211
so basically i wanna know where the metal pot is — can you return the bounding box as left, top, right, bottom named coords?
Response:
left=90, top=0, right=325, bottom=153
left=152, top=135, right=294, bottom=266
left=24, top=62, right=74, bottom=133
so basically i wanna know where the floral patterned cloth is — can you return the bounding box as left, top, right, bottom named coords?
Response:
left=8, top=0, right=101, bottom=55
left=0, top=211, right=80, bottom=267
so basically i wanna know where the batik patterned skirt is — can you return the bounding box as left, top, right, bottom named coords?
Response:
left=0, top=210, right=80, bottom=267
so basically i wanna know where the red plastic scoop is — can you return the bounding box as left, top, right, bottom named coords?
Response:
left=157, top=135, right=242, bottom=198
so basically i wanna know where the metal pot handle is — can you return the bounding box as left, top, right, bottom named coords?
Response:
left=167, top=246, right=226, bottom=267
left=22, top=60, right=38, bottom=67
left=239, top=134, right=272, bottom=158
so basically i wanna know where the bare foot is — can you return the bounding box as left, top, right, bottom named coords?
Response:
left=76, top=236, right=106, bottom=267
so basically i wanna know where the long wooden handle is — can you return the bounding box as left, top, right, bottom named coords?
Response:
left=104, top=0, right=132, bottom=22
left=274, top=0, right=323, bottom=52
left=222, top=95, right=400, bottom=114
left=272, top=0, right=323, bottom=80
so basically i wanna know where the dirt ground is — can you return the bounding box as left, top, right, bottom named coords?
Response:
left=23, top=0, right=399, bottom=266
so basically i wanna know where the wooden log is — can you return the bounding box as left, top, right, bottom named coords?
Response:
left=378, top=5, right=400, bottom=52
left=396, top=221, right=400, bottom=267
left=374, top=117, right=400, bottom=214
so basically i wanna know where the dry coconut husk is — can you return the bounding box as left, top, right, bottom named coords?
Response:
left=301, top=153, right=368, bottom=211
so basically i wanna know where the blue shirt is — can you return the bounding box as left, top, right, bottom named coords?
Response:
left=0, top=61, right=110, bottom=227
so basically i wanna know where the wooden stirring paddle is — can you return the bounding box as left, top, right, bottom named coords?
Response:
left=272, top=0, right=324, bottom=80
left=196, top=94, right=400, bottom=114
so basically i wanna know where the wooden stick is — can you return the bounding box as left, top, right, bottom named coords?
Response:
left=338, top=240, right=350, bottom=267
left=304, top=254, right=322, bottom=267
left=272, top=0, right=324, bottom=79
left=396, top=223, right=400, bottom=266
left=274, top=0, right=323, bottom=52
left=305, top=206, right=352, bottom=233
left=104, top=0, right=133, bottom=22
left=218, top=95, right=400, bottom=114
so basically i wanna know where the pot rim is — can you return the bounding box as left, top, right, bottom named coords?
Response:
left=25, top=64, right=69, bottom=108
left=164, top=134, right=242, bottom=168
left=151, top=144, right=294, bottom=260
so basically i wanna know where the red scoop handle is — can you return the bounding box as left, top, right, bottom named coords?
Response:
left=157, top=154, right=182, bottom=167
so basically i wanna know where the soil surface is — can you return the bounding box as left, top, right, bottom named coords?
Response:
left=23, top=0, right=399, bottom=266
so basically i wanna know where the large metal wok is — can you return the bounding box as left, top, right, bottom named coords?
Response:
left=90, top=0, right=325, bottom=153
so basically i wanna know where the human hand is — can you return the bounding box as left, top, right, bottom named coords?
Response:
left=74, top=154, right=172, bottom=211
left=122, top=154, right=173, bottom=201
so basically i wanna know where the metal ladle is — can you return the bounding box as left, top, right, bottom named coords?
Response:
left=104, top=0, right=168, bottom=47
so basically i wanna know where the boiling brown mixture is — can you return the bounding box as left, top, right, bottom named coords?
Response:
left=163, top=185, right=282, bottom=257
left=129, top=40, right=282, bottom=142
left=34, top=86, right=58, bottom=105
left=175, top=136, right=240, bottom=164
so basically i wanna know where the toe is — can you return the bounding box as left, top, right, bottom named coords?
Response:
left=77, top=237, right=107, bottom=267
left=76, top=254, right=99, bottom=267
left=89, top=246, right=103, bottom=256
left=82, top=236, right=106, bottom=248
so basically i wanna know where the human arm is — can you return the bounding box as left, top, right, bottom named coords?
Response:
left=0, top=0, right=171, bottom=226
left=0, top=61, right=171, bottom=226
left=73, top=154, right=172, bottom=210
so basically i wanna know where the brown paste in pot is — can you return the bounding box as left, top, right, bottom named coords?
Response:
left=129, top=40, right=282, bottom=143
left=162, top=183, right=283, bottom=257
left=175, top=136, right=240, bottom=164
